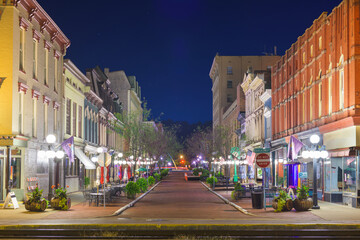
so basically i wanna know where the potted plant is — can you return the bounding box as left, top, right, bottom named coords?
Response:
left=200, top=169, right=210, bottom=181
left=125, top=181, right=140, bottom=199
left=136, top=177, right=148, bottom=193
left=148, top=176, right=155, bottom=186
left=84, top=177, right=90, bottom=189
left=293, top=185, right=313, bottom=211
left=50, top=185, right=71, bottom=210
left=25, top=187, right=48, bottom=212
left=206, top=176, right=218, bottom=188
left=231, top=183, right=245, bottom=200
left=272, top=190, right=293, bottom=212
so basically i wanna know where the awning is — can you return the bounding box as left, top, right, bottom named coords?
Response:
left=74, top=147, right=96, bottom=170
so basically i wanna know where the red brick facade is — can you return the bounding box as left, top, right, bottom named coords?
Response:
left=272, top=0, right=360, bottom=140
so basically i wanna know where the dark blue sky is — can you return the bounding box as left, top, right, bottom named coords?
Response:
left=37, top=0, right=342, bottom=123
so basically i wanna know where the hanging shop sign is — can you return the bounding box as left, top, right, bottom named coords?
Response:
left=299, top=172, right=308, bottom=179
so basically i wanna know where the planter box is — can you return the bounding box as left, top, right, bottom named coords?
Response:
left=50, top=197, right=71, bottom=210
left=25, top=200, right=47, bottom=212
left=293, top=198, right=312, bottom=211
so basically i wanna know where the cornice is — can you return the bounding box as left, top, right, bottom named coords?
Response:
left=64, top=59, right=90, bottom=85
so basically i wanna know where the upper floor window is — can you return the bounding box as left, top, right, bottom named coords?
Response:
left=66, top=99, right=71, bottom=135
left=319, top=36, right=323, bottom=50
left=44, top=49, right=49, bottom=85
left=32, top=40, right=38, bottom=79
left=227, top=94, right=232, bottom=103
left=227, top=80, right=233, bottom=88
left=310, top=45, right=314, bottom=57
left=339, top=69, right=344, bottom=109
left=78, top=106, right=82, bottom=138
left=227, top=66, right=233, bottom=75
left=54, top=57, right=58, bottom=92
left=19, top=28, right=25, bottom=71
left=302, top=52, right=306, bottom=64
left=73, top=102, right=77, bottom=136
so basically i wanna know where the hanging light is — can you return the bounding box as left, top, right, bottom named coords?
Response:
left=302, top=150, right=310, bottom=159
left=38, top=150, right=46, bottom=158
left=46, top=134, right=56, bottom=144
left=55, top=150, right=65, bottom=159
left=118, top=152, right=123, bottom=158
left=46, top=150, right=56, bottom=159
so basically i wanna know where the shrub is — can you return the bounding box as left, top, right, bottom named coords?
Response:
left=234, top=183, right=244, bottom=192
left=154, top=173, right=161, bottom=182
left=28, top=187, right=44, bottom=204
left=148, top=176, right=155, bottom=186
left=125, top=181, right=140, bottom=199
left=160, top=169, right=169, bottom=178
left=215, top=172, right=224, bottom=178
left=136, top=178, right=148, bottom=193
left=84, top=177, right=90, bottom=189
left=274, top=190, right=291, bottom=212
left=54, top=187, right=68, bottom=199
left=296, top=185, right=309, bottom=200
left=192, top=168, right=200, bottom=176
left=206, top=176, right=218, bottom=187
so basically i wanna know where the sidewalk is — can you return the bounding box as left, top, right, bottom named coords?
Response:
left=215, top=188, right=360, bottom=222
left=0, top=191, right=132, bottom=223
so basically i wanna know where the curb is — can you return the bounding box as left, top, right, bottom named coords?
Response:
left=112, top=181, right=162, bottom=216
left=200, top=181, right=255, bottom=216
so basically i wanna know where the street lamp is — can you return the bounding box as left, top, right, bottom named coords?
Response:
left=301, top=134, right=328, bottom=209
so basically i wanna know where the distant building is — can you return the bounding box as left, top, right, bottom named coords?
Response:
left=209, top=55, right=280, bottom=130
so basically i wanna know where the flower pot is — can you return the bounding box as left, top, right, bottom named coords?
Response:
left=50, top=197, right=71, bottom=210
left=272, top=198, right=293, bottom=211
left=25, top=199, right=47, bottom=212
left=293, top=198, right=313, bottom=211
left=233, top=190, right=245, bottom=200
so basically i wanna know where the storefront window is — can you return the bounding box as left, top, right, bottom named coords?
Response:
left=248, top=165, right=254, bottom=182
left=325, top=158, right=342, bottom=192
left=343, top=157, right=356, bottom=193
left=10, top=149, right=21, bottom=189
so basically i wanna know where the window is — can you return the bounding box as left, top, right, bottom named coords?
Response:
left=78, top=106, right=82, bottom=138
left=310, top=45, right=314, bottom=57
left=44, top=104, right=48, bottom=137
left=54, top=108, right=57, bottom=132
left=66, top=99, right=71, bottom=135
left=227, top=80, right=233, bottom=88
left=18, top=92, right=24, bottom=134
left=32, top=40, right=37, bottom=79
left=302, top=93, right=305, bottom=123
left=10, top=149, right=22, bottom=189
left=310, top=88, right=313, bottom=120
left=343, top=157, right=356, bottom=193
left=44, top=49, right=48, bottom=85
left=227, top=66, right=233, bottom=75
left=19, top=28, right=25, bottom=71
left=32, top=98, right=37, bottom=137
left=54, top=57, right=58, bottom=92
left=65, top=158, right=79, bottom=176
left=227, top=94, right=232, bottom=103
left=340, top=69, right=344, bottom=109
left=73, top=102, right=77, bottom=136
left=302, top=52, right=306, bottom=64
left=329, top=77, right=332, bottom=114
left=319, top=83, right=322, bottom=118
left=319, top=36, right=322, bottom=50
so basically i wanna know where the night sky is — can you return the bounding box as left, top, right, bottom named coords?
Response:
left=37, top=0, right=342, bottom=123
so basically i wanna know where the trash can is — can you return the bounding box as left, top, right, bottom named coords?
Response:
left=251, top=190, right=264, bottom=209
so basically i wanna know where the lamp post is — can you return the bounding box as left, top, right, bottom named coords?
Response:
left=97, top=147, right=106, bottom=208
left=301, top=134, right=328, bottom=210
left=42, top=134, right=64, bottom=200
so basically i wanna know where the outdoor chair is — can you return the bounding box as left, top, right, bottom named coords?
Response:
left=82, top=190, right=92, bottom=206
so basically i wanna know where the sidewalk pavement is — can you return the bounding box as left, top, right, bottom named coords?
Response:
left=215, top=188, right=360, bottom=222
left=0, top=190, right=133, bottom=223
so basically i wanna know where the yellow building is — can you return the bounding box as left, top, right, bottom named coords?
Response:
left=0, top=0, right=70, bottom=200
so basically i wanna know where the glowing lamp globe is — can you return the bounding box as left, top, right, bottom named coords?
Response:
left=46, top=134, right=56, bottom=144
left=310, top=134, right=320, bottom=144
left=46, top=150, right=56, bottom=159
left=55, top=150, right=65, bottom=159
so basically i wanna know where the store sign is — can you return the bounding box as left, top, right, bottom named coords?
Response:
left=3, top=192, right=19, bottom=209
left=299, top=172, right=308, bottom=179
left=254, top=148, right=270, bottom=154
left=255, top=153, right=270, bottom=168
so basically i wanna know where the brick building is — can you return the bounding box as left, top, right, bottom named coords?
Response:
left=271, top=0, right=360, bottom=207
